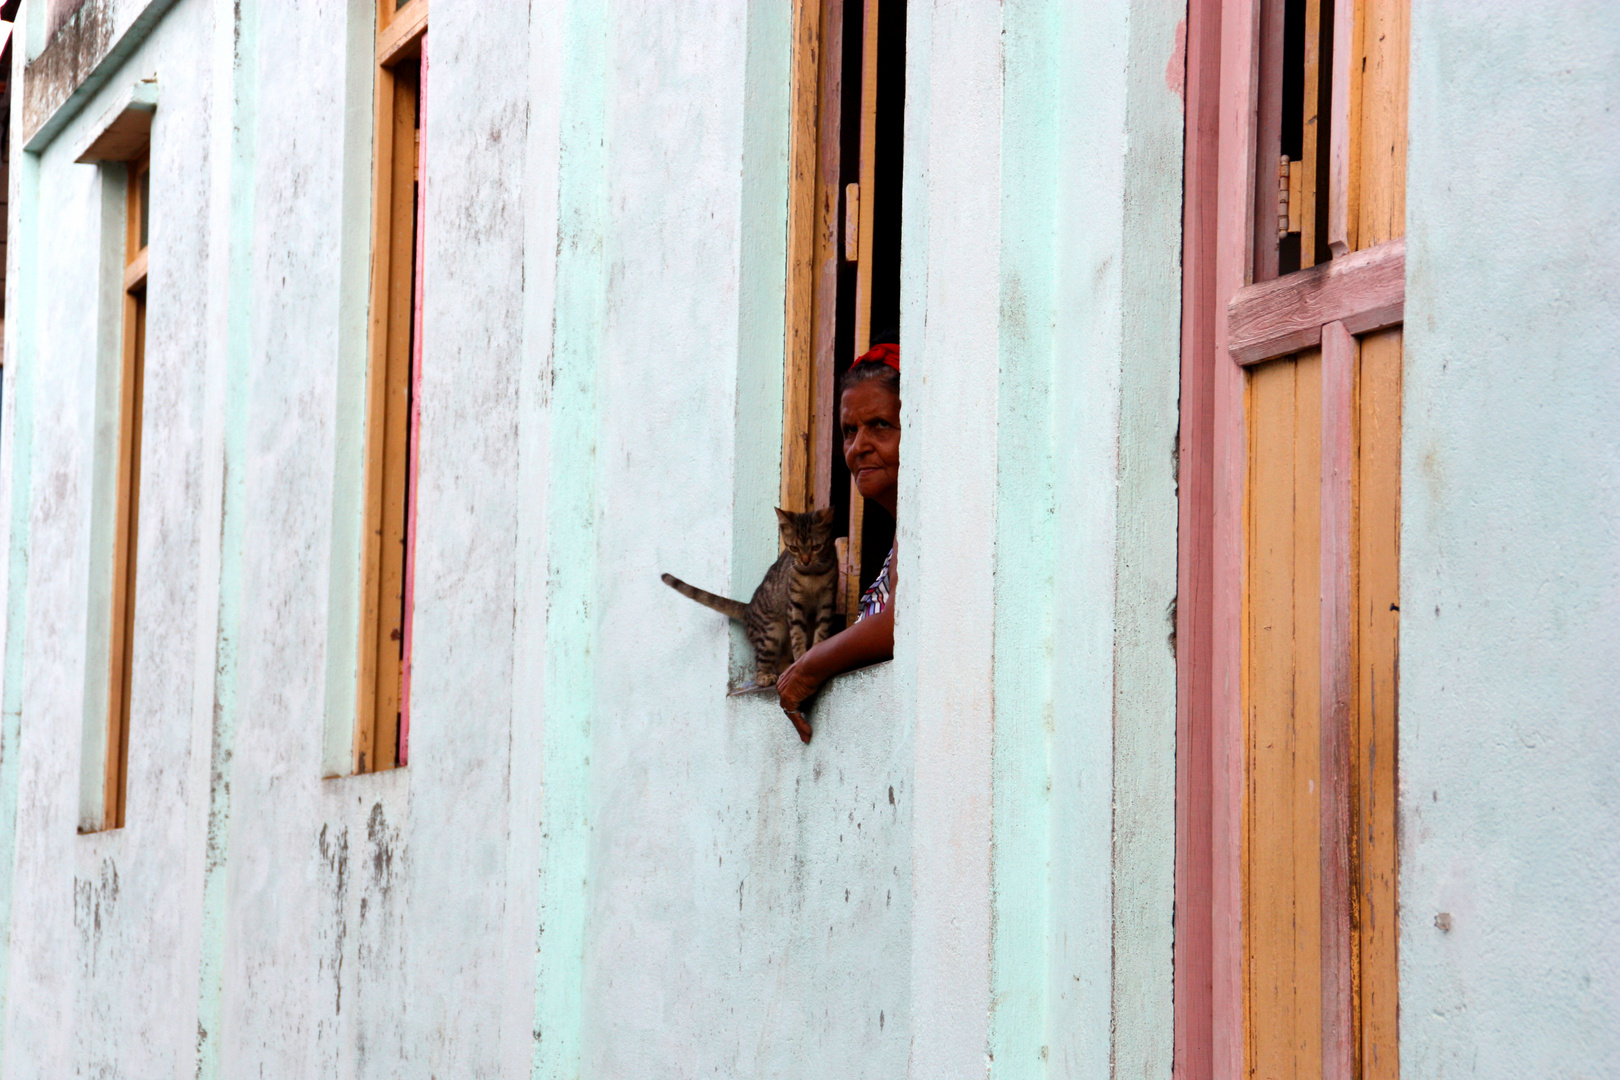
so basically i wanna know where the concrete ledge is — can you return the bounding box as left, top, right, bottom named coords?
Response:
left=22, top=0, right=179, bottom=155
left=73, top=76, right=156, bottom=163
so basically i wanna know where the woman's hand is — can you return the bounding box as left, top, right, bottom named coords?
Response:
left=776, top=652, right=826, bottom=713
left=774, top=605, right=896, bottom=742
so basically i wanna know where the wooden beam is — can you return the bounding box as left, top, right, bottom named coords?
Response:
left=810, top=0, right=844, bottom=513
left=1319, top=319, right=1356, bottom=1080
left=1227, top=237, right=1404, bottom=365
left=781, top=0, right=822, bottom=513
left=377, top=0, right=428, bottom=67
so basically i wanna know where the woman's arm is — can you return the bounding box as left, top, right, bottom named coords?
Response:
left=775, top=604, right=895, bottom=712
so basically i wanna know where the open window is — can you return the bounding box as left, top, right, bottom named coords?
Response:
left=781, top=0, right=905, bottom=624
left=74, top=83, right=155, bottom=831
left=356, top=0, right=427, bottom=773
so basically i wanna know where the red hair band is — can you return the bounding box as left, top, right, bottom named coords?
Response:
left=855, top=342, right=900, bottom=371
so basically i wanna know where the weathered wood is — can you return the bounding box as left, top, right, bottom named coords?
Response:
left=781, top=0, right=823, bottom=513
left=1174, top=2, right=1224, bottom=1075
left=1352, top=3, right=1407, bottom=1076
left=843, top=0, right=880, bottom=623
left=1227, top=237, right=1404, bottom=365
left=1326, top=0, right=1358, bottom=256
left=1319, top=319, right=1355, bottom=1080
left=376, top=0, right=428, bottom=66
left=399, top=35, right=428, bottom=769
left=1211, top=3, right=1262, bottom=1078
left=122, top=247, right=148, bottom=294
left=810, top=0, right=844, bottom=512
left=843, top=182, right=859, bottom=262
left=1246, top=351, right=1324, bottom=1080
left=1299, top=0, right=1324, bottom=268
left=1356, top=326, right=1402, bottom=1080
left=1253, top=0, right=1287, bottom=281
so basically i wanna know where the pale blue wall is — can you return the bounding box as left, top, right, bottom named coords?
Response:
left=1402, top=3, right=1620, bottom=1076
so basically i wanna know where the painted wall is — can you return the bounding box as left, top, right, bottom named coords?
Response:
left=0, top=1, right=1184, bottom=1078
left=1401, top=2, right=1620, bottom=1076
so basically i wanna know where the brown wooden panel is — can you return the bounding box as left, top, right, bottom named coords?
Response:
left=781, top=0, right=822, bottom=513
left=1245, top=351, right=1323, bottom=1080
left=1228, top=238, right=1404, bottom=365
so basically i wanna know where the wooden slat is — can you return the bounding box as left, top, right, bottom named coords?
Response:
left=377, top=0, right=428, bottom=67
left=810, top=0, right=844, bottom=512
left=1326, top=0, right=1359, bottom=256
left=781, top=0, right=822, bottom=513
left=1319, top=320, right=1356, bottom=1080
left=1173, top=2, right=1224, bottom=1075
left=1227, top=236, right=1404, bottom=365
left=122, top=247, right=148, bottom=294
left=1252, top=0, right=1287, bottom=281
left=1299, top=0, right=1324, bottom=268
left=844, top=0, right=880, bottom=621
left=1355, top=326, right=1402, bottom=1080
left=1352, top=2, right=1406, bottom=1077
left=1246, top=350, right=1323, bottom=1080
left=399, top=35, right=428, bottom=768
left=1210, top=3, right=1262, bottom=1078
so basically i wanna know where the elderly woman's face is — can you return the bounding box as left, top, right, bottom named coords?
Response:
left=841, top=380, right=901, bottom=512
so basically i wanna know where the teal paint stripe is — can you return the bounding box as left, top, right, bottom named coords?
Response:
left=194, top=0, right=259, bottom=1073
left=0, top=136, right=44, bottom=1073
left=730, top=0, right=790, bottom=681
left=534, top=1, right=608, bottom=1075
left=991, top=1, right=1060, bottom=1076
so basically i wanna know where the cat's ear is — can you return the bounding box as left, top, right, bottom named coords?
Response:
left=815, top=507, right=835, bottom=526
left=774, top=506, right=794, bottom=526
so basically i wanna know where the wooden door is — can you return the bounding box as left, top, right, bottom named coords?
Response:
left=1176, top=2, right=1407, bottom=1077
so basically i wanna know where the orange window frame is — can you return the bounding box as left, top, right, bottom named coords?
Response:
left=103, top=151, right=150, bottom=830
left=357, top=0, right=427, bottom=773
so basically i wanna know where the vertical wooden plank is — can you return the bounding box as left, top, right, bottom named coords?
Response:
left=1174, top=1, right=1225, bottom=1073
left=1252, top=0, right=1286, bottom=282
left=1353, top=0, right=1406, bottom=250
left=1326, top=0, right=1360, bottom=256
left=811, top=0, right=844, bottom=512
left=1298, top=0, right=1323, bottom=268
left=1245, top=351, right=1323, bottom=1080
left=781, top=0, right=823, bottom=513
left=1319, top=319, right=1356, bottom=1080
left=399, top=36, right=428, bottom=768
left=1355, top=324, right=1401, bottom=1080
left=1210, top=2, right=1261, bottom=1077
left=1353, top=3, right=1406, bottom=1077
left=358, top=56, right=397, bottom=774
left=844, top=0, right=880, bottom=620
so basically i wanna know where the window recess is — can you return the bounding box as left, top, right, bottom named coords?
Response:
left=356, top=0, right=427, bottom=774
left=781, top=0, right=905, bottom=625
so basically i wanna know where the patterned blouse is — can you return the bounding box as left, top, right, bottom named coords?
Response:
left=857, top=543, right=895, bottom=621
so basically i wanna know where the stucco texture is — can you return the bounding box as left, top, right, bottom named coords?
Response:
left=1401, top=3, right=1620, bottom=1077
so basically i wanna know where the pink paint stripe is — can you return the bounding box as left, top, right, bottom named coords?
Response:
left=399, top=35, right=427, bottom=767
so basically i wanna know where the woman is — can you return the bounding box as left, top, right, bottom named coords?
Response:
left=775, top=340, right=900, bottom=736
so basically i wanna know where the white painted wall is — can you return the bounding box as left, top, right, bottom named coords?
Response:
left=0, top=0, right=1184, bottom=1077
left=1401, top=3, right=1620, bottom=1077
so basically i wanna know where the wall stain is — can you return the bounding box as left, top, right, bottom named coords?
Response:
left=23, top=0, right=115, bottom=142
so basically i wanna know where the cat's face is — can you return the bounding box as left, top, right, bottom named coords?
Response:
left=775, top=507, right=837, bottom=566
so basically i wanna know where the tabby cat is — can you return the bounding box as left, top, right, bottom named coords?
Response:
left=662, top=507, right=839, bottom=686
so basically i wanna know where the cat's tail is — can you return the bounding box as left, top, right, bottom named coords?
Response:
left=661, top=573, right=750, bottom=621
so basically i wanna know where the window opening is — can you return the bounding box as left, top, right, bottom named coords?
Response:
left=357, top=0, right=426, bottom=773
left=784, top=0, right=905, bottom=625
left=105, top=152, right=149, bottom=829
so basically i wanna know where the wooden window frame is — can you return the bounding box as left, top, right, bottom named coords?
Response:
left=1176, top=1, right=1406, bottom=1077
left=782, top=0, right=897, bottom=623
left=101, top=150, right=149, bottom=831
left=356, top=0, right=427, bottom=774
